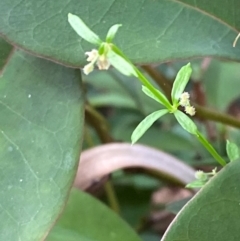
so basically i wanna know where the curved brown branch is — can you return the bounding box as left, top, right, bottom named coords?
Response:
left=74, top=143, right=196, bottom=190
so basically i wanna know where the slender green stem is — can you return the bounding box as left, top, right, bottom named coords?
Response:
left=141, top=65, right=172, bottom=100
left=84, top=126, right=95, bottom=147
left=143, top=65, right=240, bottom=129
left=195, top=104, right=240, bottom=129
left=85, top=104, right=120, bottom=212
left=85, top=104, right=113, bottom=143
left=104, top=180, right=120, bottom=214
left=135, top=68, right=172, bottom=109
left=112, top=45, right=172, bottom=110
left=109, top=71, right=145, bottom=114
left=196, top=131, right=227, bottom=166
left=111, top=44, right=228, bottom=167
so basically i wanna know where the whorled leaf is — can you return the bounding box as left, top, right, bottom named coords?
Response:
left=106, top=24, right=122, bottom=43
left=142, top=85, right=170, bottom=107
left=171, top=63, right=192, bottom=105
left=68, top=13, right=102, bottom=45
left=174, top=110, right=197, bottom=134
left=131, top=109, right=169, bottom=144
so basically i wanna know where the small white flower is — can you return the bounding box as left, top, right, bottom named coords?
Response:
left=195, top=170, right=208, bottom=181
left=83, top=48, right=111, bottom=75
left=179, top=92, right=196, bottom=116
left=85, top=49, right=99, bottom=62
left=211, top=167, right=217, bottom=176
left=97, top=55, right=110, bottom=70
left=83, top=62, right=94, bottom=75
left=185, top=105, right=196, bottom=116
left=179, top=92, right=190, bottom=107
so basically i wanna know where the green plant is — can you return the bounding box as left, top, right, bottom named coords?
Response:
left=68, top=13, right=229, bottom=179
left=1, top=1, right=240, bottom=241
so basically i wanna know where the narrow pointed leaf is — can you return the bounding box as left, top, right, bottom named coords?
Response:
left=107, top=49, right=137, bottom=77
left=106, top=24, right=122, bottom=43
left=131, top=109, right=169, bottom=144
left=197, top=132, right=226, bottom=166
left=226, top=140, right=239, bottom=162
left=68, top=13, right=102, bottom=45
left=171, top=63, right=192, bottom=105
left=174, top=110, right=197, bottom=134
left=142, top=85, right=170, bottom=107
left=186, top=180, right=206, bottom=188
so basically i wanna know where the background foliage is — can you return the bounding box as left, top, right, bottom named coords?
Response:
left=0, top=1, right=240, bottom=241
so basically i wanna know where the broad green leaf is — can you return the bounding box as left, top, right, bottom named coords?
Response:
left=226, top=140, right=239, bottom=162
left=166, top=197, right=192, bottom=215
left=174, top=110, right=197, bottom=134
left=171, top=63, right=192, bottom=105
left=0, top=38, right=13, bottom=70
left=68, top=13, right=102, bottom=45
left=46, top=189, right=142, bottom=241
left=106, top=24, right=122, bottom=43
left=142, top=85, right=170, bottom=107
left=107, top=49, right=138, bottom=77
left=0, top=1, right=240, bottom=66
left=0, top=50, right=84, bottom=241
left=162, top=160, right=240, bottom=241
left=131, top=109, right=169, bottom=144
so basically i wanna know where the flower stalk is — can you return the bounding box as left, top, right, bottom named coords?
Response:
left=68, top=13, right=228, bottom=171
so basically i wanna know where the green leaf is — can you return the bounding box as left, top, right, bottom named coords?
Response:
left=0, top=50, right=84, bottom=241
left=46, top=189, right=142, bottom=241
left=166, top=197, right=192, bottom=215
left=171, top=63, right=192, bottom=105
left=68, top=13, right=102, bottom=45
left=226, top=140, right=239, bottom=162
left=1, top=1, right=240, bottom=66
left=196, top=131, right=227, bottom=166
left=131, top=109, right=169, bottom=144
left=112, top=110, right=196, bottom=153
left=142, top=85, right=170, bottom=107
left=106, top=24, right=122, bottom=43
left=107, top=49, right=137, bottom=77
left=174, top=110, right=197, bottom=134
left=162, top=160, right=240, bottom=241
left=185, top=179, right=207, bottom=188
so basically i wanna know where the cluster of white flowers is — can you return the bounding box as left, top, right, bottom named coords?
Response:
left=83, top=49, right=110, bottom=75
left=179, top=92, right=196, bottom=116
left=195, top=167, right=217, bottom=183
left=195, top=170, right=208, bottom=181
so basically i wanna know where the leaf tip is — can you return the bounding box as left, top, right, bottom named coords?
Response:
left=130, top=136, right=136, bottom=145
left=68, top=13, right=73, bottom=20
